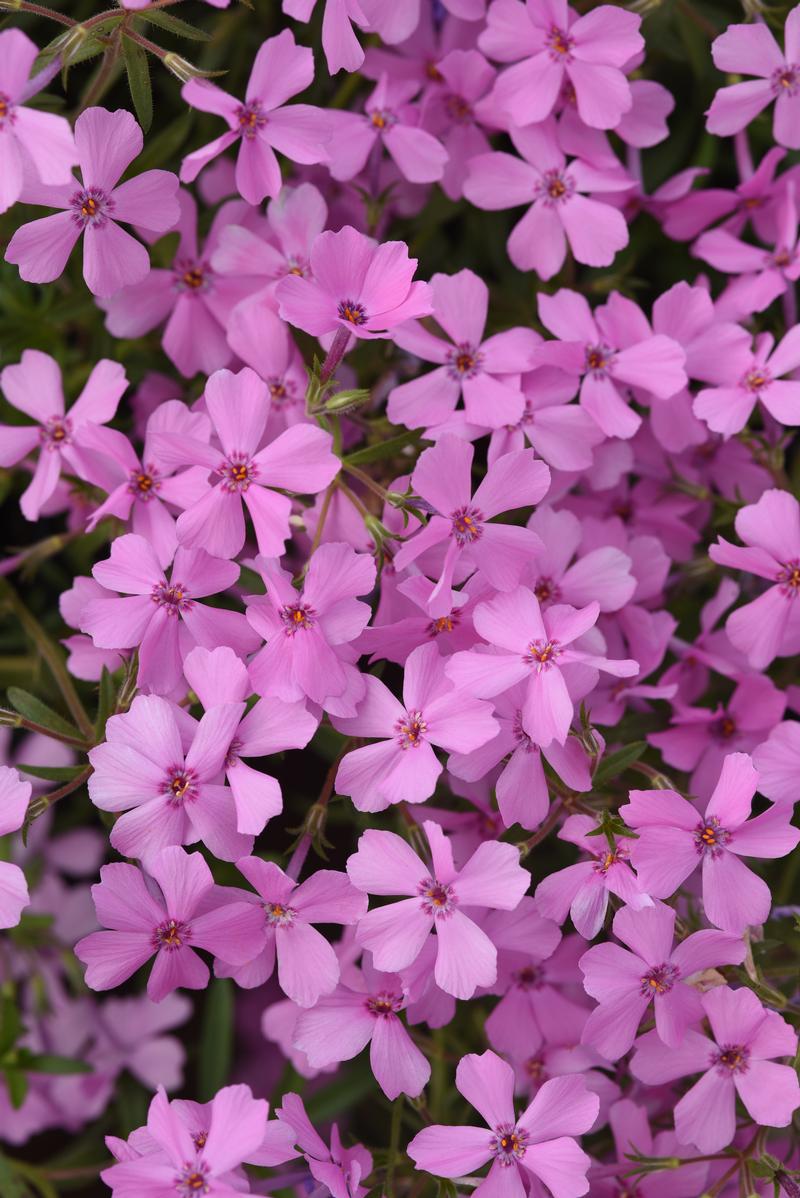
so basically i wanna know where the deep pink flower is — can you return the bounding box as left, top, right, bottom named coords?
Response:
left=80, top=533, right=258, bottom=695
left=87, top=694, right=255, bottom=864
left=347, top=820, right=528, bottom=998
left=526, top=507, right=636, bottom=614
left=180, top=31, right=330, bottom=205
left=694, top=327, right=800, bottom=436
left=283, top=0, right=368, bottom=74
left=631, top=986, right=800, bottom=1152
left=594, top=1099, right=711, bottom=1198
left=357, top=573, right=487, bottom=666
left=710, top=488, right=800, bottom=667
left=420, top=49, right=497, bottom=201
left=464, top=122, right=632, bottom=279
left=393, top=436, right=551, bottom=616
left=0, top=768, right=30, bottom=929
left=620, top=752, right=800, bottom=933
left=752, top=719, right=800, bottom=805
left=75, top=847, right=266, bottom=1002
left=327, top=75, right=448, bottom=184
left=580, top=902, right=746, bottom=1060
left=0, top=28, right=77, bottom=213
left=448, top=587, right=638, bottom=748
left=152, top=366, right=338, bottom=560
left=333, top=642, right=499, bottom=812
left=276, top=225, right=432, bottom=340
left=277, top=1092, right=372, bottom=1198
left=487, top=366, right=605, bottom=472
left=408, top=1050, right=598, bottom=1198
left=707, top=11, right=800, bottom=149
left=0, top=350, right=126, bottom=521
left=5, top=107, right=179, bottom=297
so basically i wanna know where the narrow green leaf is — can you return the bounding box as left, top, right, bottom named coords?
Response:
left=0, top=1153, right=29, bottom=1198
left=592, top=742, right=647, bottom=787
left=344, top=429, right=422, bottom=466
left=95, top=665, right=117, bottom=740
left=15, top=764, right=85, bottom=783
left=0, top=996, right=22, bottom=1057
left=21, top=1052, right=93, bottom=1076
left=139, top=9, right=212, bottom=40
left=6, top=688, right=82, bottom=741
left=122, top=34, right=153, bottom=133
left=4, top=1067, right=28, bottom=1109
left=198, top=980, right=234, bottom=1101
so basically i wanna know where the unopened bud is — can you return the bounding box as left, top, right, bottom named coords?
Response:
left=363, top=515, right=389, bottom=549
left=163, top=52, right=201, bottom=82
left=323, top=387, right=371, bottom=413
left=54, top=23, right=89, bottom=64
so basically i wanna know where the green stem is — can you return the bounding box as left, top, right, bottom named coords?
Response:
left=384, top=1096, right=403, bottom=1198
left=78, top=26, right=123, bottom=112
left=0, top=709, right=89, bottom=749
left=342, top=461, right=390, bottom=503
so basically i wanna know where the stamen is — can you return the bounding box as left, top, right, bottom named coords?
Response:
left=639, top=962, right=679, bottom=998
left=693, top=816, right=731, bottom=858
left=490, top=1124, right=528, bottom=1166
left=395, top=710, right=427, bottom=749
left=338, top=299, right=367, bottom=326
left=451, top=505, right=484, bottom=545
left=417, top=877, right=457, bottom=918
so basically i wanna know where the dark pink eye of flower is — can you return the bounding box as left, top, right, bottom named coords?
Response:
left=283, top=255, right=310, bottom=277
left=512, top=709, right=536, bottom=752
left=742, top=367, right=772, bottom=393
left=267, top=376, right=298, bottom=407
left=639, top=962, right=679, bottom=998
left=71, top=187, right=114, bottom=229
left=176, top=1163, right=211, bottom=1195
left=524, top=639, right=561, bottom=670
left=546, top=25, right=574, bottom=58
left=771, top=64, right=800, bottom=96
left=533, top=576, right=561, bottom=605
left=265, top=901, right=296, bottom=927
left=152, top=580, right=192, bottom=613
left=39, top=416, right=72, bottom=450
left=585, top=343, right=615, bottom=376
left=446, top=342, right=483, bottom=379
left=777, top=560, right=800, bottom=594
left=165, top=768, right=197, bottom=804
left=693, top=816, right=731, bottom=857
left=427, top=612, right=460, bottom=638
left=524, top=1056, right=546, bottom=1082
left=512, top=964, right=543, bottom=990
left=153, top=918, right=189, bottom=951
left=174, top=258, right=212, bottom=294
left=451, top=505, right=484, bottom=545
left=593, top=846, right=628, bottom=874
left=281, top=602, right=316, bottom=634
left=338, top=299, right=368, bottom=325
left=490, top=1123, right=528, bottom=1165
left=193, top=1131, right=208, bottom=1149
left=237, top=100, right=267, bottom=138
left=128, top=466, right=161, bottom=501
left=712, top=1044, right=750, bottom=1074
left=219, top=456, right=257, bottom=492
left=0, top=92, right=15, bottom=127
left=366, top=990, right=403, bottom=1017
left=538, top=169, right=575, bottom=205
left=369, top=107, right=397, bottom=130
left=444, top=93, right=474, bottom=123
left=710, top=712, right=737, bottom=740
left=395, top=709, right=427, bottom=748
left=418, top=877, right=457, bottom=918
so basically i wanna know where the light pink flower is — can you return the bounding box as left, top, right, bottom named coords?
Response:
left=694, top=327, right=800, bottom=436
left=0, top=767, right=31, bottom=929
left=277, top=1092, right=372, bottom=1198
left=5, top=107, right=179, bottom=297
left=282, top=0, right=368, bottom=74
left=752, top=719, right=800, bottom=805
left=707, top=10, right=800, bottom=148
left=327, top=75, right=448, bottom=184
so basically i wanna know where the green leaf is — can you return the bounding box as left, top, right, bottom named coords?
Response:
left=344, top=429, right=422, bottom=466
left=6, top=688, right=82, bottom=742
left=3, top=1067, right=28, bottom=1109
left=0, top=1153, right=29, bottom=1198
left=198, top=980, right=234, bottom=1101
left=19, top=1052, right=93, bottom=1076
left=95, top=665, right=117, bottom=740
left=138, top=9, right=212, bottom=40
left=592, top=742, right=647, bottom=787
left=15, top=764, right=85, bottom=783
left=0, top=996, right=22, bottom=1057
left=122, top=34, right=153, bottom=133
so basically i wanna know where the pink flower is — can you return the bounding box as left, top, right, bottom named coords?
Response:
left=215, top=857, right=366, bottom=1004
left=247, top=542, right=376, bottom=713
left=631, top=986, right=800, bottom=1152
left=597, top=1099, right=711, bottom=1198
left=75, top=847, right=266, bottom=1002
left=534, top=814, right=653, bottom=939
left=333, top=642, right=499, bottom=812
left=619, top=752, right=800, bottom=933
left=579, top=902, right=746, bottom=1061
left=277, top=1092, right=372, bottom=1198
left=753, top=719, right=800, bottom=805
left=80, top=533, right=258, bottom=695
left=526, top=507, right=636, bottom=614
left=347, top=820, right=528, bottom=998
left=710, top=488, right=800, bottom=667
left=102, top=1084, right=269, bottom=1194
left=5, top=107, right=179, bottom=297
left=152, top=366, right=339, bottom=560
left=293, top=955, right=430, bottom=1099
left=87, top=694, right=255, bottom=864
left=487, top=367, right=605, bottom=472
left=464, top=122, right=632, bottom=279
left=420, top=49, right=497, bottom=201
left=447, top=587, right=638, bottom=748
left=358, top=573, right=487, bottom=666
left=180, top=31, right=330, bottom=205
left=283, top=0, right=367, bottom=74
left=535, top=288, right=688, bottom=439
left=388, top=268, right=538, bottom=429
left=225, top=299, right=309, bottom=436
left=183, top=646, right=318, bottom=836
left=276, top=225, right=432, bottom=340
left=393, top=436, right=551, bottom=616
left=694, top=327, right=800, bottom=436
left=408, top=1050, right=598, bottom=1198
left=707, top=11, right=800, bottom=149
left=327, top=75, right=448, bottom=184
left=0, top=28, right=77, bottom=213
left=0, top=350, right=127, bottom=521
left=0, top=768, right=31, bottom=929
left=480, top=0, right=643, bottom=128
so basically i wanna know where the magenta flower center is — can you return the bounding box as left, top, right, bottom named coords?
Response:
left=0, top=92, right=15, bottom=127
left=395, top=709, right=428, bottom=748
left=418, top=877, right=457, bottom=918
left=366, top=990, right=403, bottom=1017
left=281, top=602, right=316, bottom=634
left=338, top=299, right=368, bottom=326
left=546, top=24, right=574, bottom=58
left=451, top=504, right=484, bottom=545
left=742, top=367, right=772, bottom=393
left=154, top=918, right=189, bottom=951
left=128, top=465, right=161, bottom=502
left=284, top=255, right=310, bottom=278
left=710, top=712, right=737, bottom=740
left=237, top=100, right=267, bottom=138
left=369, top=107, right=397, bottom=130
left=777, top=560, right=800, bottom=594
left=39, top=416, right=72, bottom=450
left=174, top=258, right=213, bottom=295
left=639, top=961, right=679, bottom=998
left=712, top=1043, right=750, bottom=1074
left=593, top=846, right=628, bottom=874
left=219, top=456, right=258, bottom=492
left=265, top=901, right=296, bottom=927
left=427, top=611, right=460, bottom=637
left=152, top=579, right=192, bottom=613
left=693, top=815, right=731, bottom=857
left=446, top=342, right=484, bottom=379
left=175, top=1163, right=210, bottom=1195
left=490, top=1123, right=528, bottom=1165
left=533, top=575, right=561, bottom=605
left=537, top=169, right=575, bottom=205
left=165, top=768, right=197, bottom=805
left=444, top=93, right=474, bottom=123
left=268, top=375, right=299, bottom=407
left=585, top=343, right=616, bottom=377
left=512, top=963, right=543, bottom=990
left=71, top=186, right=114, bottom=229
left=771, top=64, right=800, bottom=95
left=524, top=639, right=561, bottom=670
left=512, top=709, right=535, bottom=752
